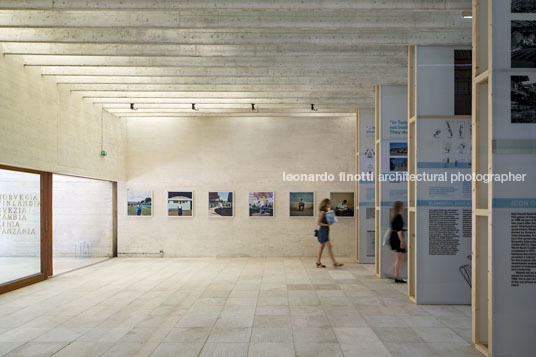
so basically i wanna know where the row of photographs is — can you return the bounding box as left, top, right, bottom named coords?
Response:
left=127, top=190, right=355, bottom=218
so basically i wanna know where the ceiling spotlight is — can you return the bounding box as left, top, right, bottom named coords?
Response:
left=130, top=103, right=137, bottom=111
left=251, top=103, right=256, bottom=111
left=192, top=103, right=199, bottom=111
left=311, top=104, right=318, bottom=112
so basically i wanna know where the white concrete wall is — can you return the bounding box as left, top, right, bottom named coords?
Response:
left=0, top=44, right=126, bottom=182
left=53, top=175, right=113, bottom=257
left=119, top=116, right=356, bottom=257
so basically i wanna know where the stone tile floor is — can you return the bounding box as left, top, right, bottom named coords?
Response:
left=0, top=257, right=480, bottom=356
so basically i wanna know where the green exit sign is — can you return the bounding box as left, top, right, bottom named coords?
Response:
left=100, top=150, right=107, bottom=156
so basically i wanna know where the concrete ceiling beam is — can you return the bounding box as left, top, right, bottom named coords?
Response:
left=0, top=9, right=470, bottom=28
left=20, top=55, right=407, bottom=67
left=51, top=76, right=406, bottom=86
left=76, top=91, right=374, bottom=99
left=88, top=97, right=369, bottom=105
left=0, top=0, right=472, bottom=11
left=0, top=28, right=471, bottom=46
left=1, top=43, right=408, bottom=57
left=62, top=84, right=377, bottom=92
left=39, top=66, right=409, bottom=77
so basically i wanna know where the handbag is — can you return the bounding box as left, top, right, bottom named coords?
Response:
left=382, top=227, right=391, bottom=246
left=314, top=228, right=319, bottom=237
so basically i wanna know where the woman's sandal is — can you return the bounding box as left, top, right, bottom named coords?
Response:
left=333, top=263, right=344, bottom=268
left=316, top=262, right=326, bottom=268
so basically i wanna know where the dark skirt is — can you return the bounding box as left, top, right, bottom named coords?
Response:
left=317, top=226, right=330, bottom=244
left=390, top=231, right=406, bottom=253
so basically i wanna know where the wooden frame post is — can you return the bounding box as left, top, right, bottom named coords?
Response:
left=356, top=108, right=360, bottom=262
left=472, top=0, right=491, bottom=355
left=407, top=45, right=417, bottom=303
left=374, top=86, right=381, bottom=277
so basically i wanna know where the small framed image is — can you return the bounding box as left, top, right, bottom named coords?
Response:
left=390, top=157, right=408, bottom=172
left=209, top=191, right=234, bottom=217
left=168, top=191, right=193, bottom=217
left=389, top=142, right=408, bottom=156
left=249, top=192, right=274, bottom=217
left=330, top=192, right=355, bottom=217
left=127, top=190, right=152, bottom=216
left=289, top=192, right=315, bottom=217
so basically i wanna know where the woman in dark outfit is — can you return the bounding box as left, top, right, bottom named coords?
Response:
left=390, top=201, right=407, bottom=283
left=316, top=199, right=344, bottom=268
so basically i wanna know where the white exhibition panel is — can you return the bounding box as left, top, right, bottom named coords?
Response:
left=490, top=1, right=536, bottom=356
left=415, top=46, right=472, bottom=304
left=379, top=85, right=408, bottom=279
left=358, top=108, right=375, bottom=264
left=416, top=118, right=471, bottom=304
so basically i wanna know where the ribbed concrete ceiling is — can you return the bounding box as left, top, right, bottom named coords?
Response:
left=0, top=0, right=471, bottom=118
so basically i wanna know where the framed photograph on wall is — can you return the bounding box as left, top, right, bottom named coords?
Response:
left=249, top=192, right=274, bottom=217
left=208, top=191, right=233, bottom=217
left=127, top=190, right=152, bottom=216
left=168, top=191, right=193, bottom=217
left=289, top=192, right=315, bottom=217
left=330, top=192, right=355, bottom=217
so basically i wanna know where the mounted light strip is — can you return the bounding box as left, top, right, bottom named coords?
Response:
left=462, top=11, right=472, bottom=19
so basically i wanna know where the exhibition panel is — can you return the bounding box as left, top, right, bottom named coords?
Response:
left=374, top=85, right=408, bottom=279
left=473, top=1, right=536, bottom=356
left=408, top=45, right=472, bottom=305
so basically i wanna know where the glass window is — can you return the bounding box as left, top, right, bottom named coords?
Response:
left=0, top=168, right=41, bottom=285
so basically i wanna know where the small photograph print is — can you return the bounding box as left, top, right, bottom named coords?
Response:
left=511, top=21, right=536, bottom=68
left=249, top=192, right=274, bottom=217
left=390, top=158, right=408, bottom=172
left=366, top=207, right=375, bottom=220
left=512, top=0, right=536, bottom=13
left=389, top=142, right=408, bottom=156
left=511, top=75, right=536, bottom=123
left=330, top=192, right=355, bottom=217
left=168, top=191, right=193, bottom=217
left=208, top=191, right=233, bottom=217
left=289, top=192, right=314, bottom=217
left=454, top=49, right=472, bottom=115
left=127, top=190, right=152, bottom=216
left=366, top=230, right=375, bottom=257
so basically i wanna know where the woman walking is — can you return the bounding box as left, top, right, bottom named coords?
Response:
left=316, top=198, right=344, bottom=268
left=390, top=201, right=407, bottom=283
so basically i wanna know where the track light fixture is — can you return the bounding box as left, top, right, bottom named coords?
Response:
left=311, top=104, right=318, bottom=112
left=251, top=103, right=256, bottom=111
left=130, top=103, right=137, bottom=111
left=462, top=11, right=472, bottom=19
left=192, top=103, right=199, bottom=111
